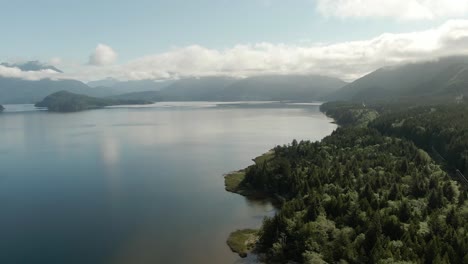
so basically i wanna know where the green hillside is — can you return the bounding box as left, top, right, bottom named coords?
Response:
left=330, top=57, right=468, bottom=103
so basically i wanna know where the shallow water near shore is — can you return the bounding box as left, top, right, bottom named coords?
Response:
left=0, top=102, right=336, bottom=264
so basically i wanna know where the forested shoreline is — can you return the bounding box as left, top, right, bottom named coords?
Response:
left=226, top=101, right=468, bottom=263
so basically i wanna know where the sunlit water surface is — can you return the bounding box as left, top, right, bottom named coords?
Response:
left=0, top=102, right=336, bottom=264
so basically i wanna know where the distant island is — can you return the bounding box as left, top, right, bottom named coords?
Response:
left=0, top=105, right=4, bottom=112
left=35, top=91, right=152, bottom=112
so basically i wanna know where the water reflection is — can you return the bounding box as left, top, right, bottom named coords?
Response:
left=0, top=102, right=336, bottom=264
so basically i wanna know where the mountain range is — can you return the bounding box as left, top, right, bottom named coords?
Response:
left=109, top=75, right=347, bottom=102
left=0, top=77, right=116, bottom=104
left=2, top=57, right=468, bottom=104
left=0, top=62, right=347, bottom=103
left=328, top=56, right=468, bottom=102
left=87, top=78, right=174, bottom=94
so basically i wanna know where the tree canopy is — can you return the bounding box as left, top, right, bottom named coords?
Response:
left=233, top=101, right=468, bottom=263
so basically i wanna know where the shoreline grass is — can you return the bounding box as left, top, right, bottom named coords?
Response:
left=224, top=150, right=276, bottom=258
left=226, top=229, right=258, bottom=258
left=224, top=170, right=246, bottom=193
left=224, top=150, right=274, bottom=195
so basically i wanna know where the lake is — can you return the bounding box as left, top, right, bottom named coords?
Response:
left=0, top=102, right=336, bottom=264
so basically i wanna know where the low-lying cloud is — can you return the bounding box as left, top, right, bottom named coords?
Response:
left=0, top=65, right=60, bottom=81
left=3, top=20, right=468, bottom=82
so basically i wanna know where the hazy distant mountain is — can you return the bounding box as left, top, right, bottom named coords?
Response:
left=109, top=90, right=163, bottom=102
left=158, top=77, right=238, bottom=101
left=113, top=77, right=235, bottom=101
left=154, top=75, right=346, bottom=101
left=0, top=61, right=121, bottom=103
left=221, top=75, right=347, bottom=101
left=1, top=70, right=345, bottom=104
left=329, top=56, right=468, bottom=102
left=87, top=78, right=119, bottom=88
left=88, top=78, right=174, bottom=94
left=0, top=77, right=115, bottom=104
left=1, top=61, right=63, bottom=73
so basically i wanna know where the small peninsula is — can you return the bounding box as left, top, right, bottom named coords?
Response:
left=224, top=150, right=275, bottom=199
left=226, top=229, right=258, bottom=258
left=35, top=91, right=152, bottom=112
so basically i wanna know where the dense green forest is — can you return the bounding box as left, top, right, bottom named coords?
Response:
left=231, top=101, right=468, bottom=263
left=370, top=104, right=468, bottom=176
left=320, top=102, right=379, bottom=127
left=35, top=91, right=151, bottom=112
left=322, top=101, right=468, bottom=176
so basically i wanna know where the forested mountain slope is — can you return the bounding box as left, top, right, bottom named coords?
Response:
left=226, top=101, right=468, bottom=263
left=329, top=57, right=468, bottom=102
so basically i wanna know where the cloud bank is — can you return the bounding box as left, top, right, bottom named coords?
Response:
left=88, top=44, right=118, bottom=66
left=3, top=20, right=468, bottom=82
left=316, top=0, right=468, bottom=20
left=103, top=19, right=468, bottom=81
left=0, top=65, right=60, bottom=81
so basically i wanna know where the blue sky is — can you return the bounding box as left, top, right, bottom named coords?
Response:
left=0, top=0, right=456, bottom=61
left=2, top=0, right=468, bottom=81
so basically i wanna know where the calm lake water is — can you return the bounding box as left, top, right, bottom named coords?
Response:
left=0, top=102, right=336, bottom=264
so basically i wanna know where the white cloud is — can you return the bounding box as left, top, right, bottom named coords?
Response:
left=0, top=65, right=60, bottom=81
left=5, top=20, right=468, bottom=82
left=100, top=19, right=468, bottom=81
left=316, top=0, right=468, bottom=20
left=88, top=44, right=117, bottom=66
